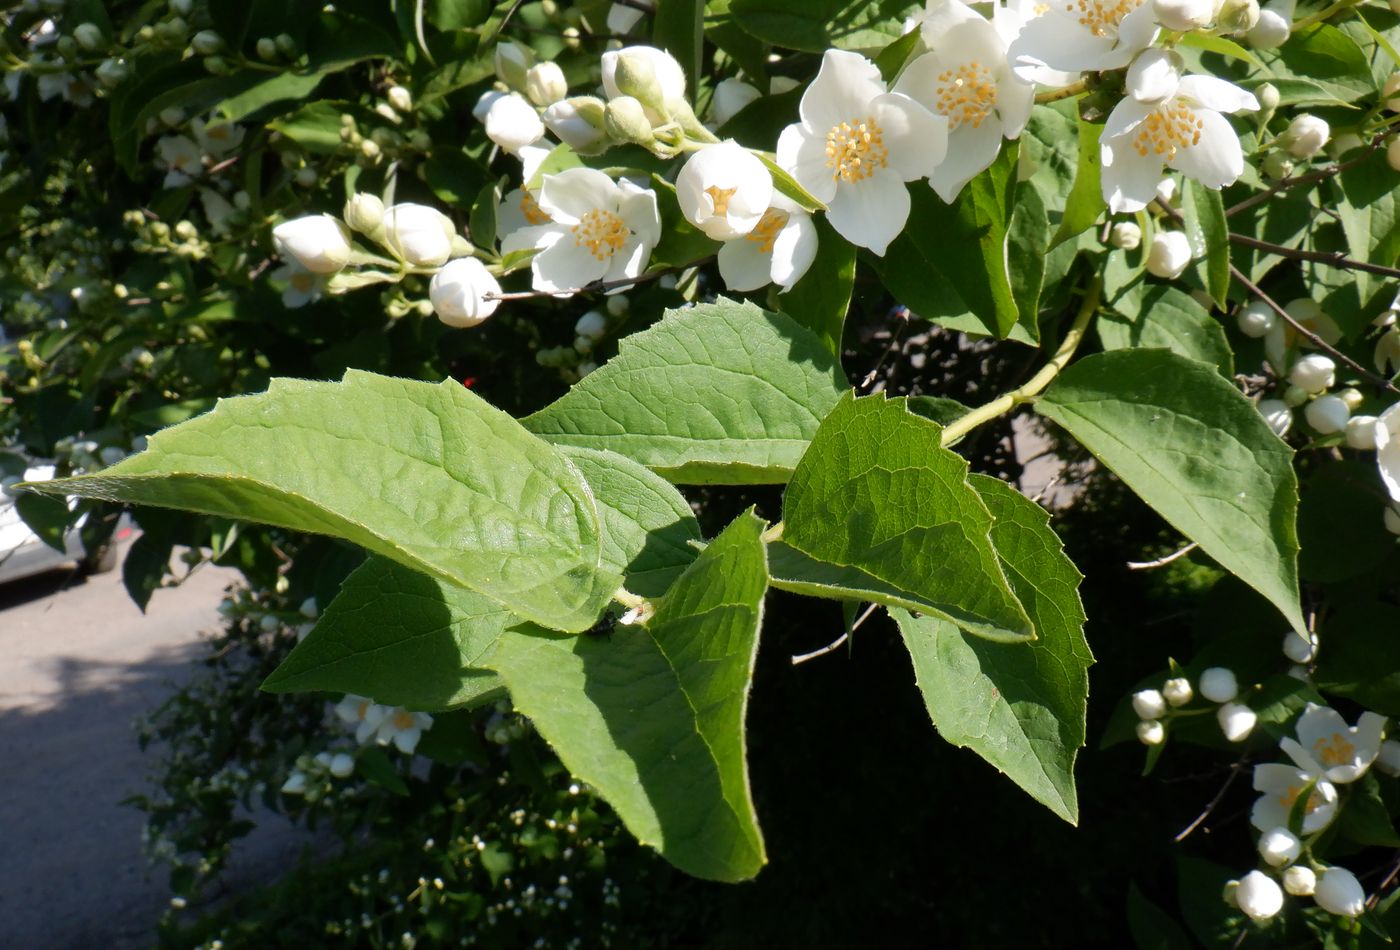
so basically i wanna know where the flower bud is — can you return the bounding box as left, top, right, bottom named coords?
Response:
left=1256, top=82, right=1281, bottom=112
left=1146, top=230, right=1192, bottom=279
left=712, top=77, right=762, bottom=125
left=95, top=58, right=129, bottom=88
left=1304, top=394, right=1350, bottom=434
left=484, top=92, right=545, bottom=155
left=575, top=310, right=608, bottom=340
left=329, top=752, right=355, bottom=778
left=1259, top=399, right=1292, bottom=437
left=1385, top=72, right=1400, bottom=111
left=1283, top=865, right=1316, bottom=896
left=280, top=771, right=309, bottom=796
left=1137, top=719, right=1166, bottom=745
left=494, top=41, right=535, bottom=91
left=1218, top=0, right=1260, bottom=33
left=383, top=203, right=457, bottom=267
left=387, top=85, right=413, bottom=113
left=1385, top=506, right=1400, bottom=537
left=191, top=29, right=223, bottom=55
left=1258, top=827, right=1301, bottom=867
left=74, top=22, right=103, bottom=51
left=473, top=90, right=506, bottom=123
left=1282, top=628, right=1318, bottom=663
left=344, top=193, right=385, bottom=236
left=1199, top=667, right=1238, bottom=703
left=171, top=0, right=193, bottom=14
left=1132, top=689, right=1167, bottom=719
left=1234, top=870, right=1284, bottom=921
left=429, top=258, right=501, bottom=328
left=1163, top=677, right=1193, bottom=707
left=1262, top=151, right=1295, bottom=180
left=543, top=96, right=609, bottom=154
left=1388, top=137, right=1400, bottom=173
left=256, top=36, right=278, bottom=61
left=1280, top=114, right=1330, bottom=159
left=1152, top=0, right=1216, bottom=31
left=275, top=33, right=296, bottom=57
left=602, top=45, right=686, bottom=117
left=1283, top=384, right=1309, bottom=408
left=1289, top=354, right=1335, bottom=394
left=1378, top=738, right=1400, bottom=776
left=294, top=167, right=318, bottom=188
left=676, top=140, right=773, bottom=240
left=272, top=214, right=352, bottom=274
left=1315, top=867, right=1366, bottom=917
left=525, top=62, right=568, bottom=107
left=1218, top=702, right=1258, bottom=742
left=1110, top=221, right=1142, bottom=250
left=604, top=95, right=656, bottom=146
left=1248, top=1, right=1291, bottom=45
left=1344, top=414, right=1380, bottom=449
left=1237, top=300, right=1276, bottom=338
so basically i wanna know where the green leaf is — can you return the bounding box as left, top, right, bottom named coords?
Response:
left=468, top=178, right=503, bottom=252
left=728, top=0, right=918, bottom=52
left=23, top=370, right=616, bottom=633
left=1181, top=179, right=1230, bottom=308
left=1262, top=23, right=1377, bottom=104
left=1177, top=31, right=1265, bottom=69
left=775, top=392, right=1033, bottom=642
left=1009, top=182, right=1050, bottom=343
left=14, top=492, right=73, bottom=554
left=1339, top=772, right=1400, bottom=847
left=889, top=474, right=1090, bottom=824
left=122, top=530, right=174, bottom=613
left=1096, top=285, right=1234, bottom=377
left=1127, top=882, right=1197, bottom=950
left=267, top=101, right=346, bottom=154
left=1334, top=151, right=1400, bottom=304
left=1297, top=461, right=1397, bottom=583
left=1052, top=114, right=1106, bottom=247
left=1037, top=349, right=1304, bottom=632
left=523, top=299, right=847, bottom=485
left=216, top=71, right=329, bottom=124
left=756, top=152, right=827, bottom=212
left=480, top=511, right=771, bottom=882
left=652, top=0, right=703, bottom=92
left=776, top=217, right=854, bottom=355
left=1314, top=601, right=1400, bottom=715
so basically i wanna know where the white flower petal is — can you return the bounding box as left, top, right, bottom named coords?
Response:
left=616, top=178, right=662, bottom=246
left=1176, top=74, right=1260, bottom=114
left=538, top=167, right=618, bottom=225
left=777, top=123, right=839, bottom=204
left=930, top=119, right=1004, bottom=202
left=1100, top=141, right=1164, bottom=213
left=799, top=49, right=888, bottom=133
left=770, top=212, right=818, bottom=291
left=718, top=237, right=777, bottom=292
left=1009, top=10, right=1115, bottom=77
left=826, top=169, right=910, bottom=255
left=871, top=92, right=948, bottom=182
left=602, top=234, right=652, bottom=286
left=1168, top=109, right=1245, bottom=190
left=531, top=238, right=609, bottom=293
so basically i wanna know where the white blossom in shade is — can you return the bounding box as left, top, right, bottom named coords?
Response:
left=335, top=694, right=390, bottom=745
left=1259, top=399, right=1292, bottom=437
left=485, top=92, right=546, bottom=155
left=1314, top=867, right=1366, bottom=917
left=1258, top=827, right=1301, bottom=867
left=676, top=140, right=773, bottom=240
left=1146, top=230, right=1192, bottom=279
left=1348, top=415, right=1382, bottom=449
left=156, top=134, right=202, bottom=188
left=383, top=203, right=457, bottom=267
left=199, top=188, right=236, bottom=236
left=430, top=258, right=502, bottom=328
left=1250, top=762, right=1338, bottom=833
left=1199, top=667, right=1238, bottom=703
left=1110, top=221, right=1142, bottom=249
left=1233, top=870, right=1284, bottom=921
left=776, top=50, right=947, bottom=255
left=375, top=707, right=433, bottom=755
left=501, top=167, right=661, bottom=295
left=575, top=310, right=608, bottom=340
left=893, top=0, right=1033, bottom=202
left=1132, top=688, right=1168, bottom=719
left=1007, top=0, right=1158, bottom=78
left=607, top=2, right=646, bottom=35
left=1375, top=403, right=1400, bottom=501
left=717, top=193, right=818, bottom=292
left=280, top=770, right=309, bottom=796
left=473, top=89, right=507, bottom=122
left=1266, top=301, right=1343, bottom=374
left=1163, top=677, right=1192, bottom=706
left=1304, top=394, right=1350, bottom=434
left=712, top=78, right=762, bottom=126
left=1219, top=702, right=1258, bottom=742
left=1283, top=865, right=1316, bottom=896
left=1378, top=738, right=1400, bottom=777
left=191, top=117, right=245, bottom=157
left=1137, top=719, right=1166, bottom=744
left=1125, top=48, right=1181, bottom=104
left=1376, top=327, right=1400, bottom=374
left=1280, top=703, right=1386, bottom=784
left=1280, top=114, right=1329, bottom=159
left=272, top=214, right=353, bottom=274
left=1282, top=629, right=1318, bottom=664
left=1152, top=0, right=1216, bottom=32
left=328, top=752, right=355, bottom=778
left=1100, top=75, right=1258, bottom=213
left=1237, top=300, right=1275, bottom=338
left=269, top=263, right=324, bottom=308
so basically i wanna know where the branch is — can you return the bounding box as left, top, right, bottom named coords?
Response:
left=1127, top=542, right=1199, bottom=571
left=1034, top=79, right=1089, bottom=104
left=1227, top=232, right=1400, bottom=280
left=1175, top=755, right=1250, bottom=842
left=1226, top=119, right=1400, bottom=218
left=791, top=603, right=879, bottom=665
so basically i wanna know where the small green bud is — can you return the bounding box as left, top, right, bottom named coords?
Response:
left=1256, top=82, right=1280, bottom=112
left=494, top=41, right=534, bottom=91
left=275, top=33, right=297, bottom=57
left=1261, top=151, right=1294, bottom=180
left=256, top=36, right=278, bottom=61
left=74, top=23, right=104, bottom=52
left=603, top=96, right=655, bottom=146
left=191, top=29, right=224, bottom=55
left=203, top=55, right=230, bottom=76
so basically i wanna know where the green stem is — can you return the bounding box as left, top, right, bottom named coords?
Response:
left=1292, top=0, right=1362, bottom=31
left=938, top=275, right=1103, bottom=447
left=1034, top=79, right=1089, bottom=104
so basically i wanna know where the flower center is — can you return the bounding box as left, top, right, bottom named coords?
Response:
left=1131, top=101, right=1204, bottom=161
left=706, top=185, right=738, bottom=216
left=571, top=208, right=629, bottom=261
left=934, top=62, right=1000, bottom=131
left=1064, top=0, right=1141, bottom=37
left=290, top=271, right=317, bottom=293
left=745, top=209, right=790, bottom=254
left=1313, top=733, right=1356, bottom=767
left=1279, top=783, right=1326, bottom=814
left=825, top=117, right=888, bottom=184
left=520, top=190, right=551, bottom=226
left=392, top=710, right=415, bottom=730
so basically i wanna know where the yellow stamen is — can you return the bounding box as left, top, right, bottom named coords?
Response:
left=744, top=209, right=790, bottom=254
left=706, top=185, right=738, bottom=216
left=1131, top=101, right=1204, bottom=162
left=520, top=190, right=551, bottom=226
left=1313, top=733, right=1356, bottom=767
left=571, top=208, right=629, bottom=261
left=934, top=62, right=1000, bottom=131
left=1064, top=0, right=1141, bottom=37
left=825, top=117, right=889, bottom=184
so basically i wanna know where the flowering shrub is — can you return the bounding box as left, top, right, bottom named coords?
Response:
left=8, top=0, right=1400, bottom=941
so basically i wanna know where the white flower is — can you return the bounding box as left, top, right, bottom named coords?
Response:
left=1376, top=327, right=1400, bottom=374
left=474, top=89, right=507, bottom=122
left=1237, top=300, right=1275, bottom=338
left=497, top=184, right=554, bottom=236
left=1282, top=865, right=1316, bottom=896
left=1377, top=738, right=1400, bottom=776
left=191, top=117, right=245, bottom=157
left=676, top=140, right=773, bottom=240
left=1304, top=394, right=1350, bottom=434
left=1163, top=676, right=1193, bottom=706
left=1282, top=628, right=1318, bottom=663
left=501, top=167, right=661, bottom=295
left=376, top=707, right=433, bottom=754
left=1146, top=230, right=1193, bottom=279
left=1280, top=114, right=1329, bottom=159
left=1126, top=48, right=1181, bottom=104
left=777, top=50, right=947, bottom=255
left=1314, top=867, right=1366, bottom=917
left=542, top=97, right=609, bottom=154
left=1234, top=870, right=1284, bottom=921
left=156, top=134, right=202, bottom=188
left=1137, top=719, right=1166, bottom=744
left=1348, top=415, right=1382, bottom=449
left=280, top=770, right=309, bottom=796
left=344, top=193, right=385, bottom=234
left=387, top=85, right=413, bottom=113
left=1289, top=354, right=1336, bottom=393
left=1375, top=402, right=1400, bottom=501
left=717, top=193, right=818, bottom=293
left=712, top=77, right=762, bottom=125
left=485, top=93, right=545, bottom=155
left=1199, top=667, right=1238, bottom=703
left=429, top=258, right=501, bottom=328
left=198, top=188, right=236, bottom=236
left=328, top=752, right=355, bottom=778
left=335, top=694, right=390, bottom=745
left=1258, top=827, right=1301, bottom=867
left=383, top=203, right=457, bottom=267
left=1152, top=0, right=1216, bottom=31
left=1280, top=703, right=1386, bottom=783
left=272, top=214, right=352, bottom=274
left=1250, top=762, right=1338, bottom=833
left=607, top=2, right=646, bottom=33
left=1247, top=1, right=1292, bottom=47
left=1219, top=702, right=1258, bottom=742
left=269, top=263, right=324, bottom=308
left=1132, top=688, right=1167, bottom=719
left=1008, top=0, right=1158, bottom=78
left=1100, top=75, right=1258, bottom=213
left=526, top=62, right=568, bottom=107
left=1110, top=221, right=1142, bottom=249
left=575, top=310, right=608, bottom=340
left=893, top=0, right=1033, bottom=201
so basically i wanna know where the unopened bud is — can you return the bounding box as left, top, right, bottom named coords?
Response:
left=1280, top=114, right=1330, bottom=159
left=1388, top=137, right=1400, bottom=172
left=543, top=97, right=609, bottom=154
left=1199, top=667, right=1238, bottom=703
left=1304, top=394, right=1350, bottom=434
left=1258, top=827, right=1301, bottom=867
left=1152, top=0, right=1216, bottom=31
left=1283, top=865, right=1316, bottom=896
left=1385, top=71, right=1400, bottom=112
left=1337, top=388, right=1363, bottom=412
left=1344, top=415, right=1380, bottom=449
left=1136, top=719, right=1166, bottom=745
left=604, top=96, right=655, bottom=146
left=203, top=56, right=230, bottom=76
left=1237, top=300, right=1275, bottom=337
left=256, top=36, right=278, bottom=61
left=1163, top=677, right=1193, bottom=706
left=74, top=22, right=104, bottom=51
left=1283, top=384, right=1309, bottom=408
left=275, top=33, right=296, bottom=57
left=191, top=29, right=223, bottom=55
left=1218, top=702, right=1258, bottom=742
left=1110, top=221, right=1141, bottom=250
left=1262, top=151, right=1294, bottom=180
left=1259, top=399, right=1292, bottom=437
left=1234, top=871, right=1283, bottom=921
left=1132, top=689, right=1167, bottom=719
left=1282, top=628, right=1318, bottom=664
left=344, top=193, right=385, bottom=235
left=1289, top=353, right=1335, bottom=393
left=525, top=62, right=568, bottom=106
left=388, top=85, right=413, bottom=113
left=1218, top=0, right=1260, bottom=32
left=494, top=41, right=534, bottom=91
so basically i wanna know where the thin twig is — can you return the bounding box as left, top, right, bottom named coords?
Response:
left=791, top=603, right=879, bottom=666
left=1176, top=756, right=1251, bottom=842
left=483, top=258, right=710, bottom=301
left=1034, top=79, right=1088, bottom=103
left=1226, top=119, right=1400, bottom=217
left=1367, top=851, right=1400, bottom=909
left=1127, top=542, right=1199, bottom=571
left=1228, top=232, right=1400, bottom=279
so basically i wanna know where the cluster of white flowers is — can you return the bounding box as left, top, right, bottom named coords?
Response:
left=333, top=693, right=434, bottom=755
left=1133, top=665, right=1257, bottom=747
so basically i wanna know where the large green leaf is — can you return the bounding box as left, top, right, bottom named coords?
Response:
left=481, top=511, right=771, bottom=882
left=1051, top=113, right=1106, bottom=247
left=893, top=474, right=1088, bottom=823
left=775, top=392, right=1033, bottom=642
left=23, top=370, right=616, bottom=633
left=1096, top=285, right=1234, bottom=377
left=523, top=299, right=847, bottom=484
left=1037, top=349, right=1304, bottom=632
left=729, top=0, right=918, bottom=52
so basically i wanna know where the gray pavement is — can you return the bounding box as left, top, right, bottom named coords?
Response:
left=0, top=548, right=313, bottom=948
